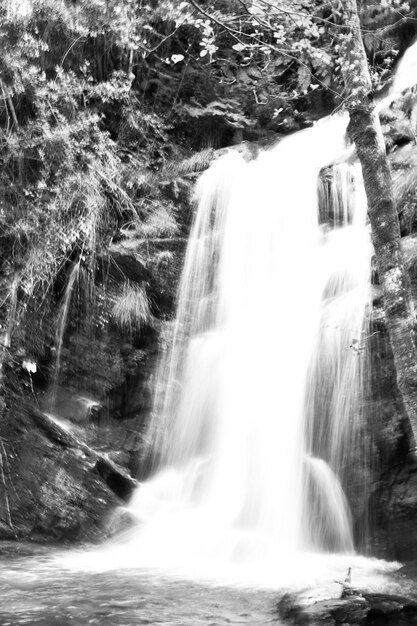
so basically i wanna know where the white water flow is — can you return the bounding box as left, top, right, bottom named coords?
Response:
left=122, top=115, right=372, bottom=572
left=57, top=39, right=417, bottom=590
left=377, top=38, right=417, bottom=112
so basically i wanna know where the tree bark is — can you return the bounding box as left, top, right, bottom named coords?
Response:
left=342, top=0, right=417, bottom=451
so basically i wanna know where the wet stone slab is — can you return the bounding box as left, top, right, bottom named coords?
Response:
left=278, top=588, right=417, bottom=625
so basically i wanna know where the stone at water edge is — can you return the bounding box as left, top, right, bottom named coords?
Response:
left=277, top=589, right=417, bottom=625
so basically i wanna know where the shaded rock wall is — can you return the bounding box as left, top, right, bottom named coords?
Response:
left=362, top=91, right=417, bottom=561
left=0, top=409, right=121, bottom=541
left=0, top=163, right=193, bottom=541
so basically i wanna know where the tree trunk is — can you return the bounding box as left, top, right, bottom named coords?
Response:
left=342, top=0, right=417, bottom=451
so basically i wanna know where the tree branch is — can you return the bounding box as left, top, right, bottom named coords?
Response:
left=188, top=0, right=342, bottom=98
left=343, top=0, right=417, bottom=454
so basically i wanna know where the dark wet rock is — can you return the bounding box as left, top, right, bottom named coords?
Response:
left=370, top=284, right=384, bottom=308
left=31, top=408, right=87, bottom=449
left=364, top=324, right=417, bottom=560
left=361, top=224, right=417, bottom=560
left=380, top=89, right=417, bottom=236
left=401, top=233, right=417, bottom=302
left=278, top=593, right=368, bottom=625
left=94, top=457, right=137, bottom=501
left=98, top=244, right=151, bottom=284
left=40, top=389, right=101, bottom=425
left=390, top=145, right=417, bottom=236
left=363, top=256, right=417, bottom=562
left=0, top=522, right=17, bottom=540
left=278, top=589, right=417, bottom=625
left=30, top=408, right=138, bottom=500
left=401, top=233, right=417, bottom=271
left=368, top=462, right=417, bottom=561
left=132, top=237, right=187, bottom=312
left=0, top=407, right=138, bottom=542
left=380, top=102, right=416, bottom=153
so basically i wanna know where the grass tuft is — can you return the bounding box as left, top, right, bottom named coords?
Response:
left=112, top=282, right=152, bottom=332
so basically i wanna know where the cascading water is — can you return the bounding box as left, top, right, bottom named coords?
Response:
left=123, top=115, right=372, bottom=573
left=56, top=38, right=417, bottom=597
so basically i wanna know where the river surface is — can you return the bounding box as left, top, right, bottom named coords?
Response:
left=0, top=543, right=282, bottom=626
left=0, top=543, right=413, bottom=626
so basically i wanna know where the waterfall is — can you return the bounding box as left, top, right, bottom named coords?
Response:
left=125, top=114, right=372, bottom=569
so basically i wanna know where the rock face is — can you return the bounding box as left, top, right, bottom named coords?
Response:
left=0, top=145, right=198, bottom=542
left=360, top=89, right=417, bottom=561
left=0, top=173, right=192, bottom=541
left=0, top=408, right=122, bottom=541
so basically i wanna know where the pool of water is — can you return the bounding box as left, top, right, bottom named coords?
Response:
left=0, top=542, right=411, bottom=626
left=0, top=544, right=282, bottom=626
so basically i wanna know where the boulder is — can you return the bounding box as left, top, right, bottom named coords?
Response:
left=278, top=589, right=417, bottom=625
left=0, top=407, right=137, bottom=542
